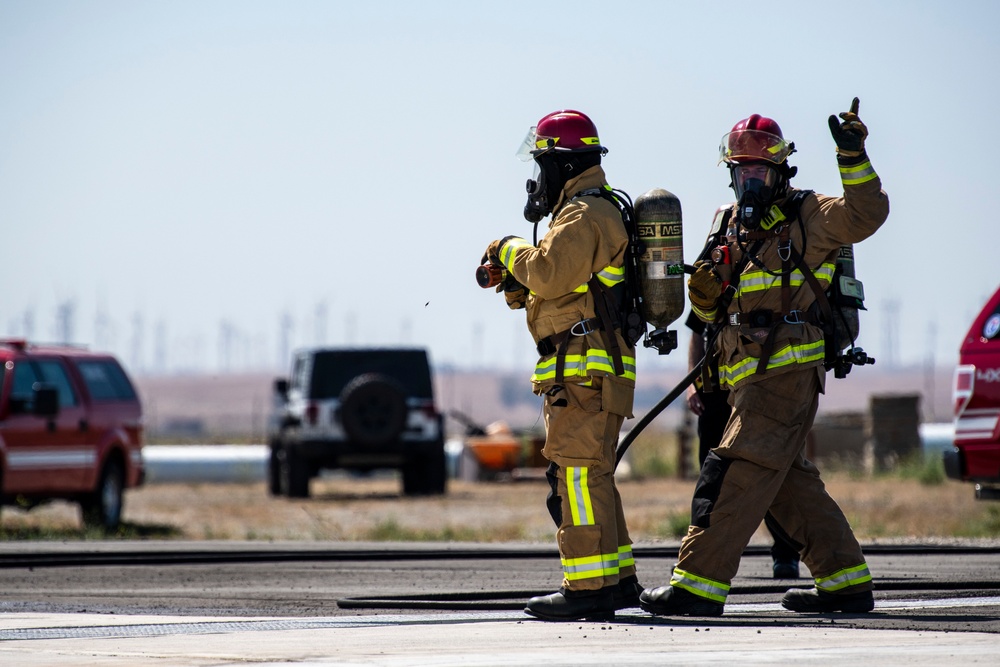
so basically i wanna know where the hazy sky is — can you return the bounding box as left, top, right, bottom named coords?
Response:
left=1, top=1, right=996, bottom=376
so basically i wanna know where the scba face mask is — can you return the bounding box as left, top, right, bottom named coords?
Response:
left=523, top=156, right=565, bottom=223
left=523, top=161, right=549, bottom=223
left=732, top=164, right=781, bottom=230
left=733, top=163, right=779, bottom=200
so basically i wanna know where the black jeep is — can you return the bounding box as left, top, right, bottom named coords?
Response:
left=268, top=348, right=446, bottom=498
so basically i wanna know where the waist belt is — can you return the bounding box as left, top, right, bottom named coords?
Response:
left=536, top=318, right=602, bottom=356
left=727, top=309, right=814, bottom=327
left=534, top=276, right=625, bottom=384
left=726, top=307, right=821, bottom=378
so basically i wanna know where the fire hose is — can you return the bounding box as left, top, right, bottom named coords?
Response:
left=614, top=357, right=703, bottom=468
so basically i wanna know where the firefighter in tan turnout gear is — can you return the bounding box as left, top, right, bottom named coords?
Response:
left=482, top=110, right=641, bottom=621
left=640, top=99, right=889, bottom=617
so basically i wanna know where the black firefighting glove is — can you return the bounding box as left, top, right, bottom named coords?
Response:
left=501, top=276, right=528, bottom=310
left=687, top=260, right=723, bottom=312
left=828, top=97, right=869, bottom=162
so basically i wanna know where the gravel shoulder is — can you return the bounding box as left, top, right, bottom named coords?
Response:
left=2, top=473, right=995, bottom=543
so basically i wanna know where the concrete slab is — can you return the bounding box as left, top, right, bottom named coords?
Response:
left=3, top=602, right=999, bottom=667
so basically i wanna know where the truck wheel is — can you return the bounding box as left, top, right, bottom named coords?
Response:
left=279, top=446, right=310, bottom=498
left=268, top=443, right=283, bottom=496
left=339, top=373, right=407, bottom=446
left=423, top=441, right=447, bottom=495
left=82, top=459, right=124, bottom=531
left=402, top=440, right=447, bottom=497
left=401, top=461, right=426, bottom=496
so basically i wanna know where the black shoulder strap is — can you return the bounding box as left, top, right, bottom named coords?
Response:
left=696, top=208, right=732, bottom=263
left=577, top=186, right=646, bottom=347
left=786, top=189, right=813, bottom=221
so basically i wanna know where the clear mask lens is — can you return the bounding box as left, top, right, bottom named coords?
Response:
left=733, top=164, right=778, bottom=199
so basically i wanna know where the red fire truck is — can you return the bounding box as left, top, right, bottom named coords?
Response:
left=945, top=285, right=1000, bottom=499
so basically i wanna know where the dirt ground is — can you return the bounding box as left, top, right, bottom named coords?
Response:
left=2, top=473, right=997, bottom=543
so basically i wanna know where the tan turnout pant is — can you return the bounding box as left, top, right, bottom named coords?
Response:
left=674, top=369, right=871, bottom=601
left=542, top=376, right=635, bottom=592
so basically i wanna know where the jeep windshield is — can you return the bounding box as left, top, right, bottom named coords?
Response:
left=308, top=349, right=433, bottom=399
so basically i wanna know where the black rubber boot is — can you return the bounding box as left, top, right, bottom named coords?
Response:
left=525, top=587, right=615, bottom=622
left=772, top=558, right=801, bottom=579
left=781, top=587, right=874, bottom=613
left=613, top=575, right=643, bottom=610
left=639, top=585, right=724, bottom=617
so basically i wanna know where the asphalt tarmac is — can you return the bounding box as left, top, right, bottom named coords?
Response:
left=1, top=541, right=998, bottom=665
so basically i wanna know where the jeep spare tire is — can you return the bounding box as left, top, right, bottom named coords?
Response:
left=339, top=373, right=408, bottom=445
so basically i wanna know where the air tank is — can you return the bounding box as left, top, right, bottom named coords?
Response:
left=830, top=244, right=865, bottom=351
left=634, top=188, right=685, bottom=329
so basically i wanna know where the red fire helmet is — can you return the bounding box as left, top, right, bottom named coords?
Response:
left=516, top=110, right=605, bottom=161
left=719, top=114, right=793, bottom=165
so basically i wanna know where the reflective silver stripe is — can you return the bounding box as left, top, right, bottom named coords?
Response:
left=573, top=265, right=625, bottom=293
left=816, top=563, right=872, bottom=592
left=585, top=352, right=637, bottom=379
left=566, top=466, right=594, bottom=526
left=562, top=552, right=620, bottom=581
left=532, top=352, right=637, bottom=382
left=839, top=160, right=877, bottom=186
left=532, top=356, right=587, bottom=381
left=670, top=567, right=729, bottom=604
left=719, top=339, right=826, bottom=386
left=6, top=449, right=97, bottom=470
left=596, top=265, right=625, bottom=287
left=618, top=544, right=635, bottom=568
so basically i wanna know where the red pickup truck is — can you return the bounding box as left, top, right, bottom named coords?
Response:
left=945, top=285, right=1000, bottom=499
left=0, top=340, right=145, bottom=529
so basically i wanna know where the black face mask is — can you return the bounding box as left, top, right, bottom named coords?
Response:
left=736, top=185, right=769, bottom=231
left=523, top=156, right=564, bottom=223
left=523, top=173, right=549, bottom=223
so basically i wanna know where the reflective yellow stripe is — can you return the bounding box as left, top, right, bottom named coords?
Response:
left=596, top=265, right=625, bottom=287
left=670, top=567, right=730, bottom=604
left=499, top=237, right=531, bottom=271
left=718, top=339, right=826, bottom=387
left=815, top=563, right=872, bottom=592
left=573, top=264, right=624, bottom=293
left=618, top=544, right=635, bottom=569
left=532, top=351, right=637, bottom=382
left=566, top=466, right=595, bottom=526
left=561, top=551, right=620, bottom=581
left=839, top=160, right=877, bottom=186
left=537, top=136, right=601, bottom=149
left=737, top=263, right=835, bottom=297
left=691, top=304, right=717, bottom=322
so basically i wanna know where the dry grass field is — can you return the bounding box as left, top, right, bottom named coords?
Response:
left=2, top=471, right=998, bottom=544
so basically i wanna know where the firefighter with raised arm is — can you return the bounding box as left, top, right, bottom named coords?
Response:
left=481, top=110, right=642, bottom=622
left=640, top=99, right=889, bottom=617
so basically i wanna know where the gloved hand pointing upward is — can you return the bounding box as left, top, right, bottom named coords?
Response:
left=828, top=97, right=868, bottom=160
